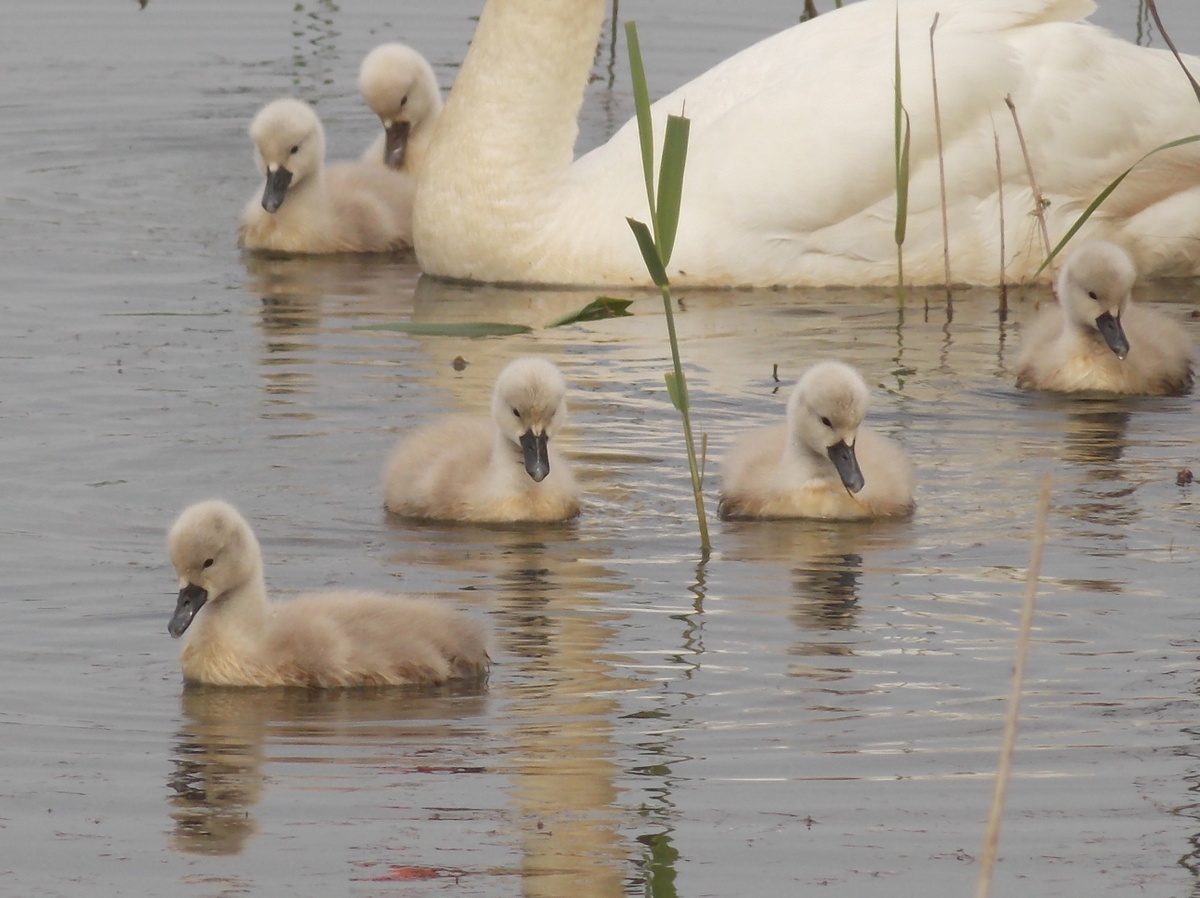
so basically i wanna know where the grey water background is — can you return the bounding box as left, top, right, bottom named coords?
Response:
left=2, top=1, right=1200, bottom=895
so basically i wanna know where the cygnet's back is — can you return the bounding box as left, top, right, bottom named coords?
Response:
left=238, top=98, right=416, bottom=255
left=719, top=361, right=914, bottom=521
left=1016, top=240, right=1194, bottom=395
left=383, top=357, right=580, bottom=523
left=166, top=499, right=488, bottom=687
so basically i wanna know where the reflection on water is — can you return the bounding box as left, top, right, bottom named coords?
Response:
left=5, top=2, right=1200, bottom=892
left=169, top=683, right=488, bottom=856
left=134, top=250, right=1200, bottom=895
left=385, top=518, right=642, bottom=896
left=289, top=0, right=343, bottom=94
left=1062, top=408, right=1133, bottom=471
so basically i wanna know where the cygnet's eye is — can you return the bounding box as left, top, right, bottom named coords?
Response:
left=1087, top=291, right=1098, bottom=300
left=400, top=95, right=408, bottom=107
left=511, top=408, right=521, bottom=418
left=202, top=558, right=215, bottom=569
left=820, top=416, right=833, bottom=428
left=289, top=144, right=300, bottom=155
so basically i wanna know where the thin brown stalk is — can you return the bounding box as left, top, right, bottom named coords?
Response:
left=1146, top=0, right=1200, bottom=102
left=975, top=473, right=1052, bottom=898
left=929, top=13, right=952, bottom=300
left=1004, top=95, right=1052, bottom=266
left=993, top=127, right=1007, bottom=316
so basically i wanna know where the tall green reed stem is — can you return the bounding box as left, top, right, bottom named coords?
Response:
left=625, top=21, right=710, bottom=554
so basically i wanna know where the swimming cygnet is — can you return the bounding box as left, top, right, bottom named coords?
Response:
left=719, top=361, right=915, bottom=521
left=383, top=357, right=580, bottom=523
left=1015, top=240, right=1195, bottom=396
left=166, top=500, right=489, bottom=687
left=358, top=43, right=443, bottom=172
left=237, top=97, right=416, bottom=254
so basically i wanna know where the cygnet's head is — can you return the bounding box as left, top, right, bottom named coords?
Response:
left=248, top=98, right=327, bottom=213
left=490, top=357, right=568, bottom=483
left=786, top=361, right=870, bottom=493
left=166, top=500, right=262, bottom=638
left=358, top=43, right=442, bottom=169
left=1055, top=240, right=1135, bottom=359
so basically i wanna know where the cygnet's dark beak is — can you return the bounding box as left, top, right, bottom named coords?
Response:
left=827, top=439, right=865, bottom=494
left=261, top=166, right=293, bottom=213
left=383, top=120, right=411, bottom=169
left=168, top=583, right=208, bottom=638
left=1095, top=311, right=1129, bottom=359
left=519, top=429, right=550, bottom=483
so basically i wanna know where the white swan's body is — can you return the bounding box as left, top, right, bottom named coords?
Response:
left=415, top=0, right=1200, bottom=287
left=1015, top=240, right=1195, bottom=395
left=239, top=98, right=416, bottom=254
left=383, top=357, right=580, bottom=523
left=166, top=500, right=488, bottom=687
left=719, top=362, right=915, bottom=520
left=359, top=43, right=443, bottom=173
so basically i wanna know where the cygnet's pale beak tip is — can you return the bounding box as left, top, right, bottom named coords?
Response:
left=827, top=439, right=865, bottom=494
left=1095, top=311, right=1130, bottom=360
left=168, top=583, right=208, bottom=638
left=519, top=430, right=551, bottom=483
left=261, top=166, right=293, bottom=213
left=384, top=120, right=411, bottom=169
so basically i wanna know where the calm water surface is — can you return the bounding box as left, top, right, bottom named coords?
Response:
left=2, top=1, right=1200, bottom=896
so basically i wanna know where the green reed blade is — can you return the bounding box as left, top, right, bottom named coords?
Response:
left=546, top=297, right=634, bottom=328
left=625, top=21, right=658, bottom=236
left=1035, top=133, right=1200, bottom=278
left=664, top=370, right=687, bottom=412
left=627, top=217, right=670, bottom=287
left=657, top=114, right=691, bottom=265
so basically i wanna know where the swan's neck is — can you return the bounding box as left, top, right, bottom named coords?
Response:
left=414, top=0, right=607, bottom=280
left=784, top=433, right=834, bottom=482
left=407, top=120, right=437, bottom=174
left=280, top=170, right=326, bottom=216
left=198, top=574, right=270, bottom=645
left=489, top=428, right=529, bottom=489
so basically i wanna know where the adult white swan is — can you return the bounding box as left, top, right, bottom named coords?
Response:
left=413, top=0, right=1200, bottom=288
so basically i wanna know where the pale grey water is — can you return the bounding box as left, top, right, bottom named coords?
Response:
left=2, top=1, right=1200, bottom=896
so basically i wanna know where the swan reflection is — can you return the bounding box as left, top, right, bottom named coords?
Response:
left=167, top=682, right=487, bottom=856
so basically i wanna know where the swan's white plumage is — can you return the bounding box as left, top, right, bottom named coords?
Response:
left=383, top=357, right=580, bottom=523
left=415, top=0, right=1200, bottom=287
left=719, top=362, right=915, bottom=520
left=239, top=98, right=416, bottom=254
left=358, top=43, right=443, bottom=173
left=166, top=500, right=488, bottom=687
left=1015, top=240, right=1195, bottom=395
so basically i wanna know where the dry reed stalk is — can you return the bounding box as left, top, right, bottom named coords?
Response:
left=893, top=6, right=911, bottom=306
left=993, top=127, right=1008, bottom=316
left=974, top=473, right=1052, bottom=898
left=1146, top=0, right=1200, bottom=101
left=929, top=13, right=952, bottom=300
left=1004, top=95, right=1052, bottom=272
